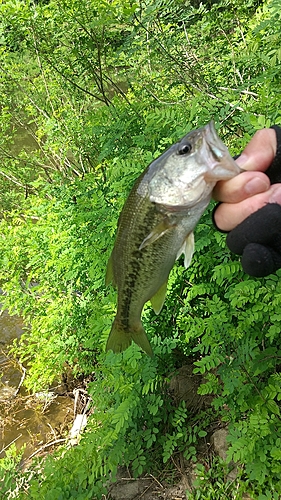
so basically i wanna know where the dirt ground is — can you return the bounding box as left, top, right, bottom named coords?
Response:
left=107, top=467, right=191, bottom=500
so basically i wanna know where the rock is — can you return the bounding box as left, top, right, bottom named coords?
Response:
left=169, top=365, right=212, bottom=411
left=211, top=428, right=229, bottom=461
left=211, top=427, right=238, bottom=481
left=108, top=468, right=188, bottom=500
left=109, top=477, right=152, bottom=500
left=109, top=479, right=141, bottom=499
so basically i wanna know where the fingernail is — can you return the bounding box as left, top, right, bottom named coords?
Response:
left=236, top=154, right=257, bottom=171
left=245, top=177, right=269, bottom=195
left=235, top=154, right=249, bottom=167
left=269, top=185, right=281, bottom=204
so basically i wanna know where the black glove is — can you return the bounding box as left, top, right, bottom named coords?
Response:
left=214, top=125, right=281, bottom=277
left=226, top=203, right=281, bottom=277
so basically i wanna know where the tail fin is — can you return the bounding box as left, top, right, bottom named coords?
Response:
left=106, top=319, right=153, bottom=357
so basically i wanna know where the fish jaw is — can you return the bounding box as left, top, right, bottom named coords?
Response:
left=202, top=121, right=242, bottom=181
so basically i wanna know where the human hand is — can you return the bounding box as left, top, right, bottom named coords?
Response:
left=213, top=126, right=281, bottom=277
left=213, top=128, right=281, bottom=231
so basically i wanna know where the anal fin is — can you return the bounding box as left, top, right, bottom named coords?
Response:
left=150, top=280, right=168, bottom=315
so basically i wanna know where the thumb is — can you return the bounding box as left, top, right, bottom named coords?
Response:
left=235, top=129, right=276, bottom=172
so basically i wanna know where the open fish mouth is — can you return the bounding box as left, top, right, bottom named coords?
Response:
left=204, top=121, right=224, bottom=159
left=203, top=121, right=242, bottom=180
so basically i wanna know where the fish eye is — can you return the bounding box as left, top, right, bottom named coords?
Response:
left=178, top=142, right=192, bottom=155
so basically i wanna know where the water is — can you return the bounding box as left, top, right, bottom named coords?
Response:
left=0, top=309, right=74, bottom=460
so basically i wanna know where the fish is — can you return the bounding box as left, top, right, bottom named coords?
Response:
left=105, top=121, right=241, bottom=356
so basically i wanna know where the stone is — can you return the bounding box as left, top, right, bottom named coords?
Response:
left=169, top=365, right=212, bottom=411
left=211, top=428, right=229, bottom=461
left=211, top=427, right=238, bottom=481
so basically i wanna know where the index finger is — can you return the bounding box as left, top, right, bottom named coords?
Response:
left=213, top=170, right=270, bottom=203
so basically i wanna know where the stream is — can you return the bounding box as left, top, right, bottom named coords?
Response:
left=0, top=307, right=76, bottom=461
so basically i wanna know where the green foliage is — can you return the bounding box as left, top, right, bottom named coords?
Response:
left=175, top=209, right=281, bottom=495
left=10, top=346, right=193, bottom=499
left=161, top=402, right=208, bottom=464
left=186, top=458, right=252, bottom=500
left=0, top=0, right=281, bottom=497
left=187, top=457, right=281, bottom=499
left=0, top=445, right=27, bottom=500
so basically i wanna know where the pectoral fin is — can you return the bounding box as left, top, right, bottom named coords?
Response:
left=139, top=219, right=174, bottom=250
left=176, top=232, right=195, bottom=268
left=150, top=280, right=168, bottom=315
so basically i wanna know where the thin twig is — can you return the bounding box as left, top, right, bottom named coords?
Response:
left=217, top=86, right=258, bottom=97
left=27, top=438, right=66, bottom=460
left=0, top=169, right=26, bottom=188
left=0, top=434, right=23, bottom=454
left=14, top=362, right=26, bottom=397
left=149, top=473, right=164, bottom=489
left=47, top=423, right=57, bottom=440
left=30, top=24, right=55, bottom=115
left=134, top=481, right=154, bottom=499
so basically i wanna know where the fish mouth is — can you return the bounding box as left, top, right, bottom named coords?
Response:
left=204, top=120, right=226, bottom=161
left=203, top=121, right=242, bottom=180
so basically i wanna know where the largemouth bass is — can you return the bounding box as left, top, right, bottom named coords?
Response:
left=106, top=121, right=241, bottom=355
